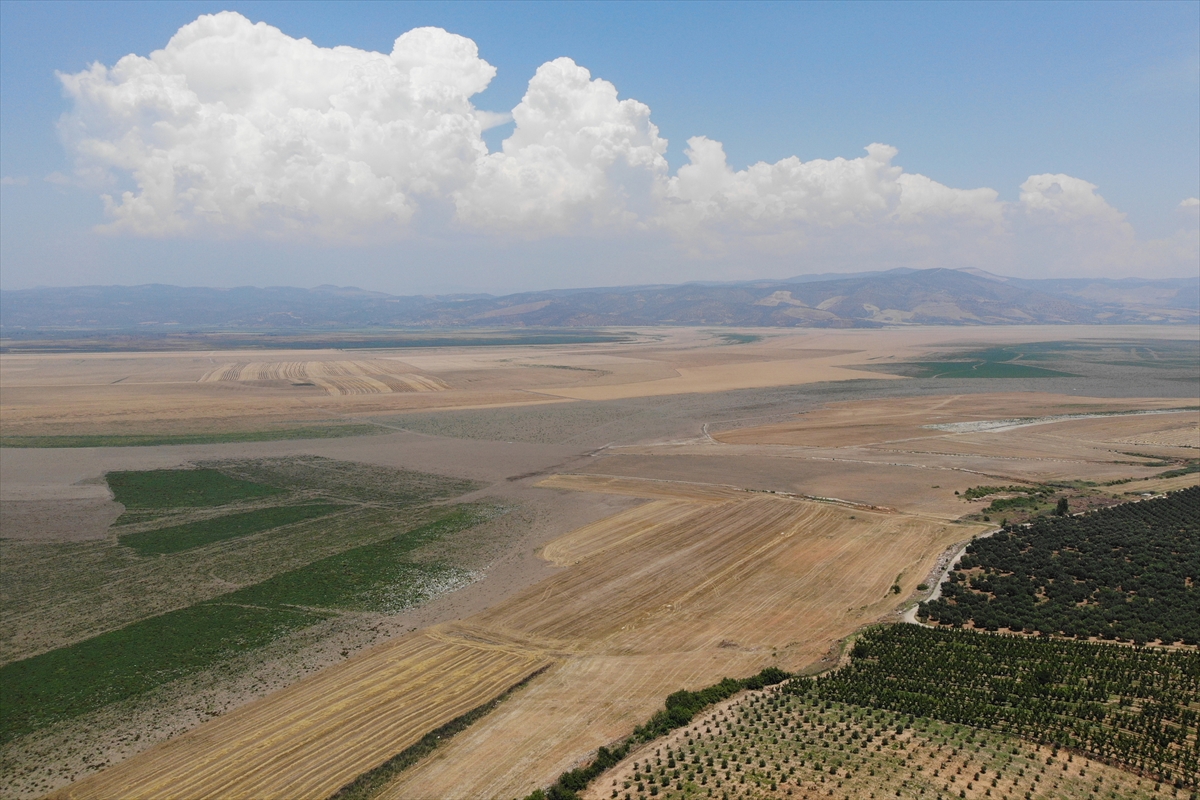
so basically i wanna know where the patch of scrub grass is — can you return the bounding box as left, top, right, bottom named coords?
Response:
left=107, top=468, right=284, bottom=509
left=0, top=603, right=328, bottom=744
left=215, top=456, right=480, bottom=507
left=0, top=424, right=385, bottom=448
left=902, top=360, right=1074, bottom=379
left=118, top=502, right=348, bottom=555
left=716, top=333, right=762, bottom=344
left=225, top=505, right=498, bottom=612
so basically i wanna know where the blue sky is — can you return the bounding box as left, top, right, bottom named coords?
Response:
left=1, top=0, right=1197, bottom=293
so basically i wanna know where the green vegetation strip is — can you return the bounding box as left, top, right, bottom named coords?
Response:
left=1155, top=460, right=1199, bottom=479
left=0, top=604, right=327, bottom=744
left=716, top=333, right=762, bottom=345
left=118, top=503, right=347, bottom=555
left=960, top=485, right=1051, bottom=502
left=921, top=487, right=1199, bottom=644
left=108, top=468, right=284, bottom=509
left=812, top=625, right=1199, bottom=787
left=0, top=424, right=384, bottom=448
left=901, top=361, right=1074, bottom=379
left=330, top=665, right=551, bottom=800
left=224, top=506, right=495, bottom=612
left=527, top=667, right=790, bottom=800
left=1, top=503, right=498, bottom=743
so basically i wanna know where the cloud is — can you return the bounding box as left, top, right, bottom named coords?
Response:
left=56, top=12, right=1197, bottom=278
left=1181, top=197, right=1200, bottom=208
left=59, top=12, right=498, bottom=237
left=453, top=57, right=668, bottom=232
left=664, top=138, right=1002, bottom=229
left=1, top=176, right=29, bottom=186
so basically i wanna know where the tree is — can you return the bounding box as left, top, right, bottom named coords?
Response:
left=1055, top=497, right=1069, bottom=516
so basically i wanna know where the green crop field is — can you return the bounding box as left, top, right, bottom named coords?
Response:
left=108, top=468, right=284, bottom=509
left=224, top=505, right=497, bottom=612
left=0, top=424, right=385, bottom=448
left=897, top=361, right=1073, bottom=379
left=0, top=603, right=328, bottom=744
left=0, top=504, right=502, bottom=744
left=117, top=502, right=348, bottom=555
left=0, top=457, right=504, bottom=752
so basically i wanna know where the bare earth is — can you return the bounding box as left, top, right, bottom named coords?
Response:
left=2, top=324, right=1196, bottom=799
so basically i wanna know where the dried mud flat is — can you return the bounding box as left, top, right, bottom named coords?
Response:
left=6, top=325, right=1197, bottom=800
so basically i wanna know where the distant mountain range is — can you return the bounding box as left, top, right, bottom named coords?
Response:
left=2, top=268, right=1196, bottom=334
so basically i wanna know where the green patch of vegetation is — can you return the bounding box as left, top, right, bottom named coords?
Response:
left=225, top=506, right=497, bottom=612
left=899, top=360, right=1074, bottom=379
left=982, top=494, right=1045, bottom=514
left=922, top=488, right=1199, bottom=645
left=0, top=424, right=385, bottom=448
left=107, top=468, right=284, bottom=509
left=1, top=456, right=500, bottom=745
left=960, top=485, right=1052, bottom=501
left=118, top=503, right=347, bottom=555
left=1153, top=460, right=1200, bottom=479
left=812, top=625, right=1199, bottom=787
left=215, top=456, right=479, bottom=507
left=2, top=502, right=503, bottom=743
left=716, top=333, right=762, bottom=345
left=0, top=603, right=328, bottom=744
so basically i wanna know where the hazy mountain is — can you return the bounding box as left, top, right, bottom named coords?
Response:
left=2, top=269, right=1196, bottom=334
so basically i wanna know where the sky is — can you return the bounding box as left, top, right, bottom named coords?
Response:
left=1, top=0, right=1197, bottom=295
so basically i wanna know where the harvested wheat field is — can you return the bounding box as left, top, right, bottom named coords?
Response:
left=52, top=632, right=551, bottom=800
left=13, top=326, right=1198, bottom=800
left=52, top=481, right=980, bottom=800
left=377, top=489, right=983, bottom=799
left=538, top=474, right=750, bottom=505
left=199, top=359, right=449, bottom=395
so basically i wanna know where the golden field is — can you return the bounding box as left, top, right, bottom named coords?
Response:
left=3, top=325, right=1195, bottom=799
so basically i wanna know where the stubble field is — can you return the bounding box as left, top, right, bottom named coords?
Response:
left=2, top=325, right=1197, bottom=799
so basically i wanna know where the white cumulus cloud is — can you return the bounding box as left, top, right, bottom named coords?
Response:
left=664, top=138, right=1001, bottom=230
left=55, top=13, right=1197, bottom=278
left=59, top=12, right=497, bottom=237
left=454, top=57, right=668, bottom=232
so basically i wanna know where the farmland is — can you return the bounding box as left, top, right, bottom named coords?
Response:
left=53, top=632, right=552, bottom=800
left=569, top=624, right=1197, bottom=799
left=579, top=677, right=1159, bottom=800
left=38, top=484, right=980, bottom=800
left=919, top=488, right=1200, bottom=643
left=3, top=325, right=1198, bottom=798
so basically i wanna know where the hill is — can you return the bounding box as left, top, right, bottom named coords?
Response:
left=2, top=269, right=1196, bottom=336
